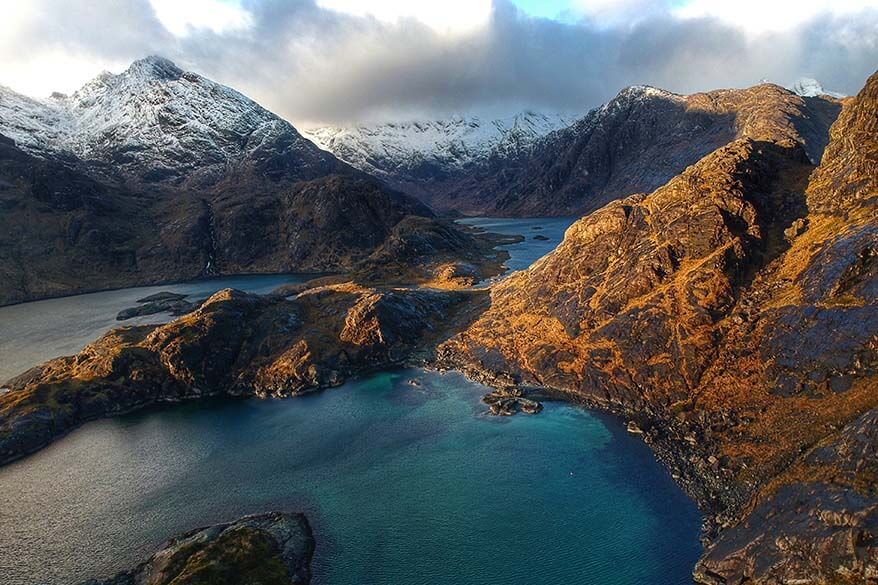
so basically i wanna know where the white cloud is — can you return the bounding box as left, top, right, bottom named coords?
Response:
left=149, top=0, right=253, bottom=36
left=316, top=0, right=492, bottom=33
left=0, top=52, right=127, bottom=98
left=675, top=0, right=878, bottom=33
left=570, top=0, right=669, bottom=25
left=1, top=0, right=877, bottom=123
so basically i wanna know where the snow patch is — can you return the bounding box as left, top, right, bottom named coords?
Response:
left=791, top=78, right=845, bottom=99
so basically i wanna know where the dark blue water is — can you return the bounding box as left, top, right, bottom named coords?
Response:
left=458, top=217, right=577, bottom=273
left=0, top=369, right=701, bottom=584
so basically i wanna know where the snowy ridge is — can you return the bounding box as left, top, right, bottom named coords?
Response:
left=0, top=56, right=320, bottom=185
left=790, top=78, right=845, bottom=99
left=303, top=111, right=573, bottom=179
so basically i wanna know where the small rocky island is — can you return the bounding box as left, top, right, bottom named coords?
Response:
left=482, top=387, right=543, bottom=416
left=81, top=512, right=314, bottom=585
left=116, top=292, right=199, bottom=321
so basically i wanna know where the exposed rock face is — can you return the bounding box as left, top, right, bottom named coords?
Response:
left=0, top=285, right=483, bottom=464
left=0, top=135, right=211, bottom=304
left=445, top=138, right=813, bottom=404
left=694, top=410, right=878, bottom=584
left=0, top=57, right=489, bottom=305
left=207, top=173, right=433, bottom=275
left=805, top=71, right=878, bottom=217
left=442, top=71, right=878, bottom=583
left=82, top=512, right=314, bottom=585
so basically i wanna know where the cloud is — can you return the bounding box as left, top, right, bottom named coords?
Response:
left=675, top=0, right=878, bottom=33
left=149, top=0, right=254, bottom=36
left=315, top=0, right=492, bottom=33
left=1, top=0, right=877, bottom=126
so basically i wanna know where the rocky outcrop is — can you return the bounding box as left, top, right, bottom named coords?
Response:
left=805, top=71, right=878, bottom=218
left=441, top=71, right=878, bottom=583
left=0, top=285, right=484, bottom=465
left=81, top=512, right=314, bottom=585
left=444, top=137, right=814, bottom=404
left=116, top=292, right=197, bottom=321
left=694, top=410, right=878, bottom=584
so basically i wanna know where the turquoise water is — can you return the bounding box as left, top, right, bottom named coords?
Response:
left=0, top=220, right=702, bottom=583
left=0, top=369, right=702, bottom=584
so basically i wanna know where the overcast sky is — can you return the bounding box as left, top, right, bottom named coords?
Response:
left=2, top=0, right=877, bottom=126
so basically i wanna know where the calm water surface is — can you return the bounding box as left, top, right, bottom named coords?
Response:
left=0, top=219, right=702, bottom=584
left=0, top=369, right=702, bottom=585
left=458, top=217, right=576, bottom=273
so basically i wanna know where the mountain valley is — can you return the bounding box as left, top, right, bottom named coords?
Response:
left=0, top=53, right=875, bottom=585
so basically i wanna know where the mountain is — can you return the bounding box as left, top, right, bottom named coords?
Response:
left=791, top=77, right=846, bottom=99
left=0, top=57, right=484, bottom=305
left=442, top=70, right=878, bottom=583
left=0, top=56, right=339, bottom=187
left=309, top=84, right=841, bottom=217
left=304, top=111, right=572, bottom=211
left=453, top=84, right=842, bottom=216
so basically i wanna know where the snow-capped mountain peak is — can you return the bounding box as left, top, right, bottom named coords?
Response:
left=0, top=56, right=323, bottom=186
left=791, top=78, right=845, bottom=99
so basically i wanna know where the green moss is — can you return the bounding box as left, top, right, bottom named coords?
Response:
left=164, top=527, right=291, bottom=585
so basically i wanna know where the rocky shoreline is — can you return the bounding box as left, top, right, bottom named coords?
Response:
left=435, top=357, right=746, bottom=537
left=433, top=71, right=878, bottom=584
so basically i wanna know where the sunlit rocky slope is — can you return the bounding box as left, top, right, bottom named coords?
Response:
left=442, top=71, right=877, bottom=583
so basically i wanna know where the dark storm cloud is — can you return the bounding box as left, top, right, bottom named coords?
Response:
left=6, top=0, right=878, bottom=125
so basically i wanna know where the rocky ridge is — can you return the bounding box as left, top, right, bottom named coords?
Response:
left=81, top=512, right=314, bottom=585
left=0, top=284, right=485, bottom=465
left=311, top=84, right=841, bottom=217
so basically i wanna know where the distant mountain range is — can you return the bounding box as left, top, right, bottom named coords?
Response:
left=303, top=111, right=572, bottom=208
left=305, top=83, right=842, bottom=216
left=0, top=60, right=847, bottom=304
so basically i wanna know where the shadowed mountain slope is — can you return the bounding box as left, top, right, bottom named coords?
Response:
left=0, top=57, right=488, bottom=305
